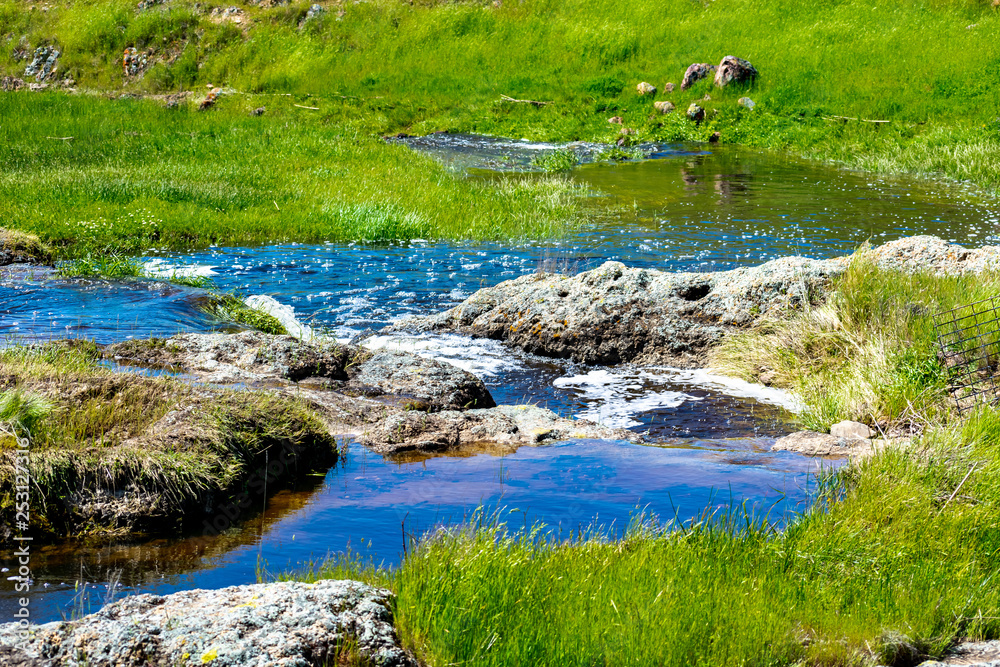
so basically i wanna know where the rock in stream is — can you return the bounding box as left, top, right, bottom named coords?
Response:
left=0, top=580, right=417, bottom=667
left=389, top=236, right=1000, bottom=368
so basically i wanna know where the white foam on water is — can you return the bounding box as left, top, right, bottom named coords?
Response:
left=143, top=259, right=217, bottom=278
left=661, top=368, right=805, bottom=413
left=243, top=295, right=316, bottom=341
left=362, top=333, right=524, bottom=378
left=552, top=366, right=804, bottom=430
left=553, top=369, right=695, bottom=429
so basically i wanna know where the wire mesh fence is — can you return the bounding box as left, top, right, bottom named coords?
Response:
left=933, top=296, right=1000, bottom=415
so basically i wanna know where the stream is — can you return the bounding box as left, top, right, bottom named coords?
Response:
left=1, top=138, right=997, bottom=622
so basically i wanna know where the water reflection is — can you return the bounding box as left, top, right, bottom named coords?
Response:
left=0, top=438, right=836, bottom=623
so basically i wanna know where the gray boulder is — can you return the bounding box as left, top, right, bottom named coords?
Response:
left=361, top=404, right=637, bottom=456
left=654, top=100, right=675, bottom=114
left=104, top=331, right=495, bottom=411
left=681, top=63, right=716, bottom=90
left=23, top=46, right=59, bottom=82
left=392, top=255, right=846, bottom=366
left=350, top=348, right=495, bottom=410
left=714, top=55, right=758, bottom=88
left=0, top=580, right=417, bottom=667
left=389, top=236, right=1000, bottom=369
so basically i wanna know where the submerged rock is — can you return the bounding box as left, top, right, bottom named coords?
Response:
left=681, top=63, right=716, bottom=90
left=714, top=55, right=758, bottom=88
left=0, top=580, right=417, bottom=667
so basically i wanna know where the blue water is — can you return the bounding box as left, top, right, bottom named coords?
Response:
left=2, top=139, right=996, bottom=623
left=5, top=437, right=832, bottom=623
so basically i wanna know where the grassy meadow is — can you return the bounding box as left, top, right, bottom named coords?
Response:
left=0, top=93, right=582, bottom=257
left=0, top=0, right=998, bottom=255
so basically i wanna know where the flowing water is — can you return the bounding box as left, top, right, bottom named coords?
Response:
left=2, top=138, right=997, bottom=622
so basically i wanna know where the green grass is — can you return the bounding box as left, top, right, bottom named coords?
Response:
left=0, top=93, right=584, bottom=255
left=2, top=0, right=999, bottom=198
left=289, top=412, right=1000, bottom=667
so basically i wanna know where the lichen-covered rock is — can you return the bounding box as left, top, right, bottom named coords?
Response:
left=687, top=103, right=705, bottom=123
left=654, top=100, right=675, bottom=114
left=738, top=96, right=756, bottom=109
left=23, top=46, right=59, bottom=82
left=714, top=55, right=758, bottom=88
left=391, top=255, right=845, bottom=366
left=865, top=235, right=1000, bottom=275
left=0, top=580, right=417, bottom=667
left=104, top=331, right=495, bottom=411
left=681, top=63, right=715, bottom=90
left=390, top=237, right=1000, bottom=368
left=362, top=404, right=637, bottom=455
left=636, top=81, right=656, bottom=95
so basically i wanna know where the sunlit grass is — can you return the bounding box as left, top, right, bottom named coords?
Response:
left=0, top=94, right=585, bottom=254
left=712, top=254, right=1000, bottom=431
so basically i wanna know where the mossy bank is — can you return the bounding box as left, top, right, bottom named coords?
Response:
left=0, top=340, right=338, bottom=542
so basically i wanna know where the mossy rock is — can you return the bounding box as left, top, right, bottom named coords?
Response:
left=0, top=228, right=53, bottom=266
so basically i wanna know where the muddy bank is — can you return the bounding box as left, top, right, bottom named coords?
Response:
left=391, top=236, right=1000, bottom=367
left=0, top=579, right=416, bottom=667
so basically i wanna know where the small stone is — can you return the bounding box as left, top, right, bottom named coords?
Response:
left=607, top=116, right=623, bottom=125
left=702, top=93, right=712, bottom=101
left=687, top=103, right=705, bottom=123
left=714, top=55, right=758, bottom=88
left=708, top=131, right=721, bottom=143
left=250, top=106, right=266, bottom=116
left=653, top=100, right=675, bottom=114
left=830, top=420, right=874, bottom=440
left=738, top=96, right=756, bottom=110
left=663, top=82, right=675, bottom=93
left=636, top=81, right=656, bottom=95
left=681, top=63, right=716, bottom=90
left=773, top=431, right=870, bottom=457
left=0, top=76, right=25, bottom=92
